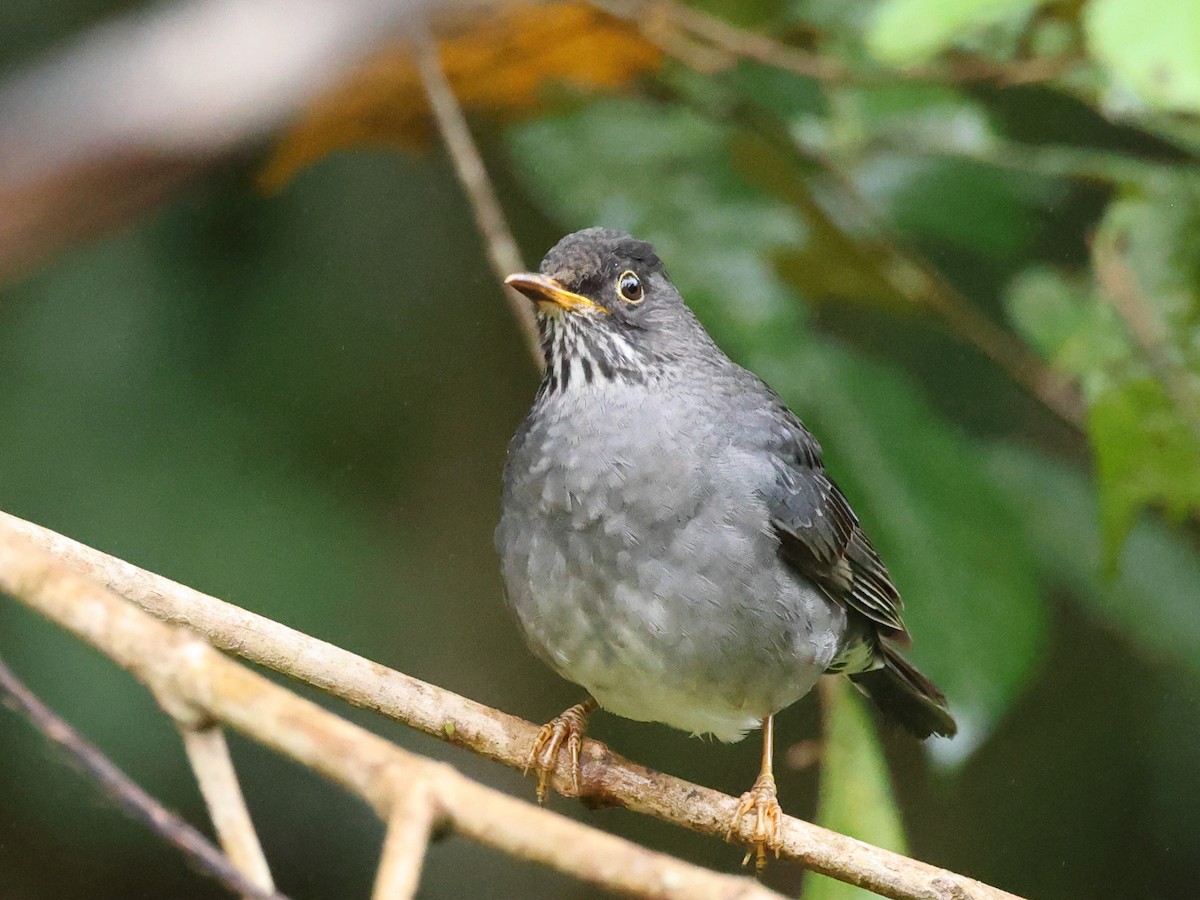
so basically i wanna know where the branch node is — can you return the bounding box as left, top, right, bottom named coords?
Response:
left=373, top=778, right=441, bottom=900
left=148, top=633, right=215, bottom=730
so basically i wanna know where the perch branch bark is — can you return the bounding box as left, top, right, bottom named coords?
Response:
left=0, top=518, right=786, bottom=900
left=0, top=510, right=1021, bottom=900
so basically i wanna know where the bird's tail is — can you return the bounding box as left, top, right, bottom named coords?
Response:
left=848, top=644, right=957, bottom=739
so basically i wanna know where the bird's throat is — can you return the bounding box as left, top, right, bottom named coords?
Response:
left=538, top=314, right=647, bottom=399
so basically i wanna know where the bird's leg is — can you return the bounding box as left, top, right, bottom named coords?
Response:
left=726, top=715, right=784, bottom=871
left=524, top=697, right=598, bottom=802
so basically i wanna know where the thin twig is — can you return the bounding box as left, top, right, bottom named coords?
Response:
left=595, top=0, right=1076, bottom=87
left=0, top=521, right=783, bottom=900
left=182, top=726, right=275, bottom=897
left=914, top=264, right=1086, bottom=428
left=0, top=510, right=1023, bottom=900
left=371, top=781, right=439, bottom=900
left=412, top=26, right=544, bottom=371
left=0, top=655, right=289, bottom=900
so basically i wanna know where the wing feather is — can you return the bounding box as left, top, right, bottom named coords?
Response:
left=763, top=409, right=910, bottom=644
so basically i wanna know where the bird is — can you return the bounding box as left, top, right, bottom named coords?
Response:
left=495, top=227, right=955, bottom=867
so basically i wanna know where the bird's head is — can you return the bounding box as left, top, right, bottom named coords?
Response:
left=505, top=228, right=712, bottom=389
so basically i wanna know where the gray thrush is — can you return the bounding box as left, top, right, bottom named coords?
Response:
left=496, top=228, right=955, bottom=867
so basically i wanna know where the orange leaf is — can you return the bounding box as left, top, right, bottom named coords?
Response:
left=260, top=2, right=661, bottom=192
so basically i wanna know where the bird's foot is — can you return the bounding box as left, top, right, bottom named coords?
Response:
left=726, top=771, right=783, bottom=871
left=524, top=700, right=595, bottom=802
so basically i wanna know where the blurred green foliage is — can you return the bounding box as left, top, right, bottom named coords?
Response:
left=867, top=0, right=1040, bottom=66
left=1085, top=0, right=1200, bottom=114
left=805, top=681, right=907, bottom=900
left=1007, top=175, right=1200, bottom=559
left=2, top=0, right=1200, bottom=898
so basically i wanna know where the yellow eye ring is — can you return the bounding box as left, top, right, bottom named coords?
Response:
left=618, top=270, right=644, bottom=303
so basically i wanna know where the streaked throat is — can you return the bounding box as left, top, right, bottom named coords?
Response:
left=537, top=313, right=647, bottom=399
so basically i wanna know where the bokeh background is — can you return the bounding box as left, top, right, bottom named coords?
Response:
left=2, top=1, right=1199, bottom=898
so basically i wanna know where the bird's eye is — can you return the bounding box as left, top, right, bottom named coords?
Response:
left=617, top=270, right=644, bottom=303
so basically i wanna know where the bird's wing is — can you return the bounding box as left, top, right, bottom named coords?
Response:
left=763, top=408, right=910, bottom=644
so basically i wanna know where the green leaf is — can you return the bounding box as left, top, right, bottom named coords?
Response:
left=1005, top=266, right=1131, bottom=395
left=727, top=60, right=827, bottom=122
left=786, top=0, right=876, bottom=37
left=780, top=82, right=1056, bottom=268
left=1097, top=179, right=1200, bottom=357
left=1006, top=268, right=1094, bottom=361
left=866, top=0, right=1042, bottom=66
left=1085, top=0, right=1200, bottom=114
left=1089, top=379, right=1200, bottom=563
left=1090, top=182, right=1200, bottom=558
left=804, top=680, right=906, bottom=900
left=508, top=99, right=1048, bottom=749
left=985, top=444, right=1200, bottom=680
left=1006, top=178, right=1200, bottom=558
left=878, top=156, right=1049, bottom=260
left=828, top=83, right=994, bottom=153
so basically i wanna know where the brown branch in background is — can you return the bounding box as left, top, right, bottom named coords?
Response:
left=1093, top=229, right=1200, bottom=442
left=0, top=520, right=783, bottom=900
left=181, top=726, right=276, bottom=898
left=835, top=223, right=1075, bottom=432
left=897, top=252, right=1086, bottom=429
left=0, top=655, right=289, bottom=900
left=636, top=2, right=733, bottom=74
left=634, top=0, right=844, bottom=81
left=595, top=0, right=1077, bottom=86
left=412, top=26, right=544, bottom=371
left=0, top=510, right=1023, bottom=900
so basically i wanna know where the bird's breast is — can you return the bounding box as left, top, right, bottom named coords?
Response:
left=495, top=382, right=845, bottom=737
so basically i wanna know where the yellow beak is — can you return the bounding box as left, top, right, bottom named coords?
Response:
left=504, top=272, right=608, bottom=315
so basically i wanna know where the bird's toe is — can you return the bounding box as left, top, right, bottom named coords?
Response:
left=524, top=699, right=595, bottom=802
left=727, top=772, right=783, bottom=871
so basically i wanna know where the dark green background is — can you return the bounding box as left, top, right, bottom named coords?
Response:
left=3, top=1, right=1200, bottom=898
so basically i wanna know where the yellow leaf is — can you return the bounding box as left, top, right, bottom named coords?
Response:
left=260, top=2, right=661, bottom=192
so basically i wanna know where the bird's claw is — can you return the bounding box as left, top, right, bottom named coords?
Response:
left=523, top=702, right=591, bottom=801
left=726, top=772, right=783, bottom=871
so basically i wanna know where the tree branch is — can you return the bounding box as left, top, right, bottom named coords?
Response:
left=0, top=517, right=786, bottom=900
left=182, top=725, right=276, bottom=897
left=811, top=159, right=1085, bottom=430
left=594, top=0, right=1077, bottom=87
left=371, top=781, right=438, bottom=900
left=412, top=25, right=544, bottom=371
left=0, top=510, right=1022, bottom=900
left=0, top=654, right=289, bottom=900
